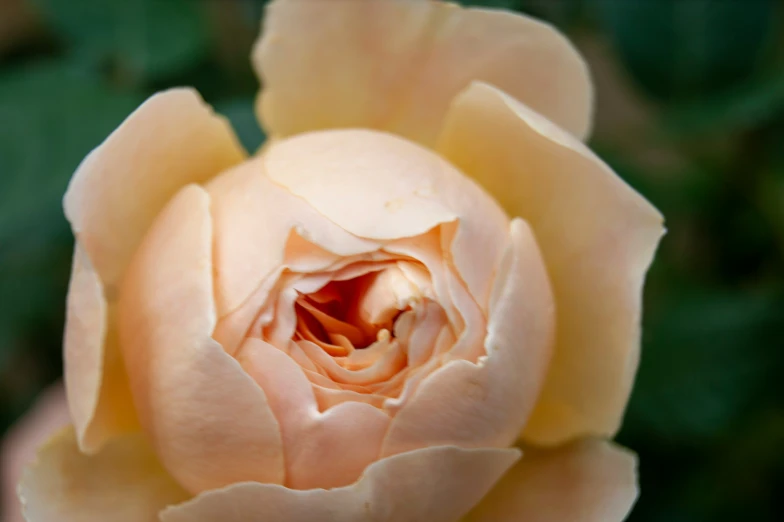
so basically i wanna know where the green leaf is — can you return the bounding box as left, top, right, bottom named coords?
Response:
left=621, top=291, right=784, bottom=446
left=0, top=61, right=140, bottom=367
left=31, top=0, right=210, bottom=84
left=214, top=97, right=266, bottom=154
left=662, top=67, right=784, bottom=137
left=455, top=0, right=524, bottom=10
left=597, top=0, right=777, bottom=101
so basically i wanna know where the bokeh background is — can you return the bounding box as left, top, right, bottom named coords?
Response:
left=1, top=0, right=783, bottom=520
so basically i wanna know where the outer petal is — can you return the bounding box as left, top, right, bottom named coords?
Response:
left=437, top=82, right=665, bottom=445
left=160, top=446, right=520, bottom=522
left=254, top=0, right=592, bottom=145
left=263, top=129, right=509, bottom=307
left=18, top=427, right=189, bottom=522
left=382, top=219, right=554, bottom=456
left=118, top=185, right=284, bottom=494
left=64, top=88, right=245, bottom=284
left=239, top=339, right=390, bottom=490
left=1, top=384, right=70, bottom=522
left=63, top=89, right=245, bottom=452
left=64, top=243, right=138, bottom=453
left=464, top=439, right=638, bottom=522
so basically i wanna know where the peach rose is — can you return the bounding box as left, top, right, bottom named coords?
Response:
left=16, top=1, right=663, bottom=521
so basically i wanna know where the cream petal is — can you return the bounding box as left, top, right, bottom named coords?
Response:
left=206, top=155, right=378, bottom=315
left=62, top=88, right=245, bottom=451
left=264, top=129, right=509, bottom=307
left=382, top=219, right=554, bottom=457
left=438, top=82, right=665, bottom=445
left=1, top=384, right=70, bottom=522
left=161, top=446, right=520, bottom=522
left=63, top=244, right=138, bottom=452
left=254, top=0, right=592, bottom=144
left=18, top=427, right=189, bottom=522
left=238, top=339, right=390, bottom=489
left=118, top=185, right=284, bottom=494
left=64, top=88, right=245, bottom=285
left=464, top=439, right=638, bottom=522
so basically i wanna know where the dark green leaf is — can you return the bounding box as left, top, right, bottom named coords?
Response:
left=663, top=68, right=784, bottom=137
left=214, top=97, right=266, bottom=154
left=31, top=0, right=210, bottom=84
left=0, top=61, right=140, bottom=367
left=622, top=291, right=784, bottom=445
left=597, top=0, right=777, bottom=101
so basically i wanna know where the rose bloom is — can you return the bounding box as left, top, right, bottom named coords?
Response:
left=11, top=1, right=664, bottom=521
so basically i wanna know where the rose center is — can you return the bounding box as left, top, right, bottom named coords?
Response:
left=293, top=266, right=421, bottom=355
left=294, top=272, right=405, bottom=351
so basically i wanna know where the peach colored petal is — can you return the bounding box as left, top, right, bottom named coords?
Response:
left=1, top=384, right=70, bottom=522
left=297, top=299, right=367, bottom=346
left=212, top=267, right=284, bottom=356
left=118, top=185, right=284, bottom=494
left=63, top=244, right=138, bottom=453
left=161, top=446, right=520, bottom=522
left=356, top=265, right=420, bottom=327
left=239, top=339, right=390, bottom=489
left=298, top=339, right=406, bottom=386
left=64, top=88, right=245, bottom=285
left=384, top=228, right=456, bottom=324
left=206, top=155, right=378, bottom=315
left=254, top=0, right=592, bottom=145
left=382, top=219, right=554, bottom=457
left=62, top=89, right=245, bottom=452
left=18, top=427, right=189, bottom=522
left=405, top=300, right=448, bottom=367
left=312, top=384, right=385, bottom=411
left=465, top=439, right=638, bottom=522
left=438, top=82, right=664, bottom=445
left=264, top=129, right=509, bottom=308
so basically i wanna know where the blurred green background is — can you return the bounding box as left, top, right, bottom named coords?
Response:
left=1, top=0, right=783, bottom=520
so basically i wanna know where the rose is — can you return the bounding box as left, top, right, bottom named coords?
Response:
left=2, top=384, right=69, bottom=522
left=16, top=0, right=663, bottom=521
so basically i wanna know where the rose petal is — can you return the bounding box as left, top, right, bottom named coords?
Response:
left=265, top=129, right=509, bottom=307
left=63, top=89, right=245, bottom=452
left=64, top=88, right=245, bottom=285
left=207, top=155, right=378, bottom=315
left=438, top=82, right=665, bottom=445
left=254, top=0, right=592, bottom=145
left=1, top=384, right=70, bottom=522
left=18, top=427, right=189, bottom=522
left=160, top=446, right=520, bottom=522
left=238, top=339, right=390, bottom=489
left=119, top=185, right=284, bottom=493
left=64, top=244, right=138, bottom=453
left=382, top=219, right=554, bottom=456
left=465, top=439, right=638, bottom=522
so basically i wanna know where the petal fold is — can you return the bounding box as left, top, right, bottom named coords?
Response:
left=63, top=88, right=245, bottom=451
left=118, top=185, right=284, bottom=494
left=161, top=446, right=519, bottom=522
left=438, top=82, right=664, bottom=445
left=264, top=129, right=509, bottom=307
left=18, top=427, right=189, bottom=522
left=382, top=219, right=554, bottom=456
left=465, top=439, right=638, bottom=522
left=254, top=0, right=592, bottom=145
